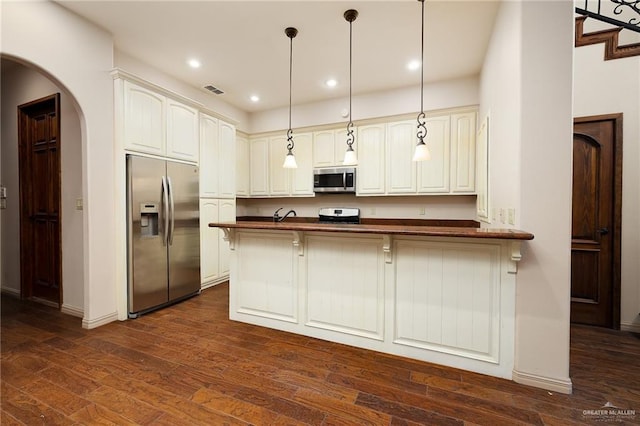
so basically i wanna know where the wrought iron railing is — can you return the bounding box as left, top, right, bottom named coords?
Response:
left=575, top=0, right=640, bottom=33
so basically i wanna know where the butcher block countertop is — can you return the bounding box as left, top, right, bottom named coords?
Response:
left=209, top=217, right=534, bottom=241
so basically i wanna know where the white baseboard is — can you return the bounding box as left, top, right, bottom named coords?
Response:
left=512, top=369, right=573, bottom=394
left=82, top=311, right=118, bottom=329
left=201, top=276, right=229, bottom=291
left=621, top=321, right=640, bottom=333
left=61, top=304, right=84, bottom=318
left=1, top=287, right=20, bottom=297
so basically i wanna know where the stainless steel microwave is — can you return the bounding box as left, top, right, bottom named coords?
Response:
left=313, top=167, right=356, bottom=193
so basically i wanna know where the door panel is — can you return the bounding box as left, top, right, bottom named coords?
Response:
left=167, top=161, right=200, bottom=301
left=128, top=155, right=168, bottom=313
left=18, top=94, right=61, bottom=304
left=571, top=116, right=620, bottom=328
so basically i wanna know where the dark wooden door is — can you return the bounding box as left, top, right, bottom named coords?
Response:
left=18, top=94, right=62, bottom=305
left=571, top=115, right=622, bottom=328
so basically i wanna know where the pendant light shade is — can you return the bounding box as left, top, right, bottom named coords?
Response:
left=413, top=0, right=431, bottom=162
left=283, top=27, right=298, bottom=169
left=342, top=9, right=358, bottom=166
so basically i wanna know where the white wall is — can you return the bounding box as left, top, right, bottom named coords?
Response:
left=480, top=1, right=574, bottom=393
left=0, top=60, right=85, bottom=313
left=573, top=45, right=640, bottom=332
left=1, top=0, right=116, bottom=327
left=250, top=76, right=479, bottom=134
left=115, top=50, right=250, bottom=132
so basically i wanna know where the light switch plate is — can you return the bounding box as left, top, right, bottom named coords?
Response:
left=76, top=198, right=83, bottom=210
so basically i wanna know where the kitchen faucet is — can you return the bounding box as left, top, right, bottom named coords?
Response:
left=273, top=208, right=297, bottom=222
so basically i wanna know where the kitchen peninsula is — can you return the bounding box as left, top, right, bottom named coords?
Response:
left=209, top=218, right=534, bottom=379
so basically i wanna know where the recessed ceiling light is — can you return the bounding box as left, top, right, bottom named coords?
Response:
left=407, top=60, right=420, bottom=71
left=250, top=95, right=260, bottom=102
left=188, top=59, right=201, bottom=69
left=325, top=79, right=337, bottom=88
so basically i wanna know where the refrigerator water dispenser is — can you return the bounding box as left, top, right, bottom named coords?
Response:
left=140, top=203, right=159, bottom=237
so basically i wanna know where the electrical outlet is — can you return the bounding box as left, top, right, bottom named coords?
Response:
left=499, top=208, right=506, bottom=224
left=419, top=207, right=426, bottom=215
left=508, top=208, right=515, bottom=225
left=369, top=207, right=376, bottom=215
left=256, top=207, right=262, bottom=215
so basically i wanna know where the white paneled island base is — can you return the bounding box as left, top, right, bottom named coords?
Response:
left=215, top=223, right=532, bottom=380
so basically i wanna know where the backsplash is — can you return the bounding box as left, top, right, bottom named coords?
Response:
left=236, top=195, right=477, bottom=220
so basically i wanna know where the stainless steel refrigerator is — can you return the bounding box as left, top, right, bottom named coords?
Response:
left=127, top=154, right=200, bottom=318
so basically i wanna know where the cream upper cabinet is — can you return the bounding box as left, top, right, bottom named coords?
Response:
left=313, top=128, right=354, bottom=168
left=386, top=120, right=417, bottom=194
left=417, top=115, right=451, bottom=193
left=356, top=124, right=386, bottom=195
left=121, top=79, right=198, bottom=162
left=268, top=133, right=314, bottom=197
left=200, top=114, right=236, bottom=198
left=218, top=121, right=236, bottom=198
left=122, top=80, right=165, bottom=156
left=450, top=111, right=477, bottom=193
left=236, top=135, right=250, bottom=197
left=166, top=99, right=199, bottom=162
left=249, top=137, right=269, bottom=196
left=289, top=132, right=314, bottom=196
left=268, top=136, right=291, bottom=196
left=199, top=115, right=220, bottom=197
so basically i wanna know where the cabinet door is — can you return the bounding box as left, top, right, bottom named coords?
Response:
left=249, top=138, right=269, bottom=196
left=357, top=124, right=386, bottom=195
left=199, top=114, right=219, bottom=197
left=236, top=135, right=250, bottom=197
left=200, top=198, right=220, bottom=284
left=218, top=199, right=236, bottom=276
left=167, top=99, right=199, bottom=162
left=218, top=121, right=236, bottom=198
left=312, top=130, right=336, bottom=168
left=268, top=136, right=290, bottom=196
left=450, top=112, right=476, bottom=193
left=386, top=120, right=417, bottom=194
left=289, top=132, right=314, bottom=196
left=123, top=81, right=165, bottom=155
left=334, top=128, right=355, bottom=166
left=417, top=116, right=450, bottom=193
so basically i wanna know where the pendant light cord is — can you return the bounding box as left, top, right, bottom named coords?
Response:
left=416, top=0, right=427, bottom=143
left=345, top=10, right=357, bottom=150
left=286, top=28, right=296, bottom=151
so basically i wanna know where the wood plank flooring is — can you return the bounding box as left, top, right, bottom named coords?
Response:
left=2, top=283, right=639, bottom=425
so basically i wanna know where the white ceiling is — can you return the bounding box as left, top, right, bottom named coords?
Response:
left=56, top=1, right=500, bottom=113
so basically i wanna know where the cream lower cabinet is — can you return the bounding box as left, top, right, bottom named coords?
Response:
left=227, top=230, right=519, bottom=379
left=200, top=198, right=236, bottom=288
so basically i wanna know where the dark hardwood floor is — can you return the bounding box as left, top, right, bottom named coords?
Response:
left=2, top=283, right=639, bottom=425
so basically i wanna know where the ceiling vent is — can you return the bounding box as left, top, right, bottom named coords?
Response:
left=204, top=84, right=224, bottom=95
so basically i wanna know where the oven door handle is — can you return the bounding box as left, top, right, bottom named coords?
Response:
left=343, top=172, right=347, bottom=190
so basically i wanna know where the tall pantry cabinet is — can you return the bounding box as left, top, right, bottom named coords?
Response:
left=114, top=72, right=236, bottom=292
left=199, top=113, right=236, bottom=289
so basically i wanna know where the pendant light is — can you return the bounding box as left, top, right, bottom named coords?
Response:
left=283, top=27, right=299, bottom=169
left=342, top=9, right=358, bottom=166
left=412, top=0, right=431, bottom=162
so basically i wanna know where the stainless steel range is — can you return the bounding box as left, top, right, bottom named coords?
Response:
left=318, top=207, right=360, bottom=224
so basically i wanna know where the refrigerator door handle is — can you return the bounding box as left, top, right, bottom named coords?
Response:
left=168, top=176, right=175, bottom=245
left=161, top=176, right=169, bottom=247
